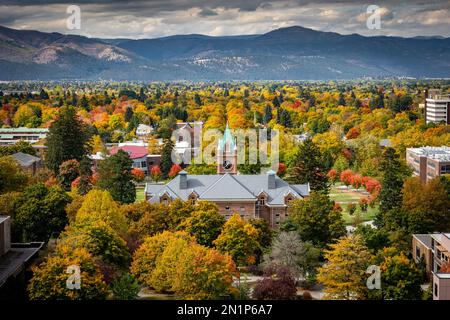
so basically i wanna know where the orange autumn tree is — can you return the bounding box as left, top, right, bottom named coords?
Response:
left=131, top=168, right=145, bottom=182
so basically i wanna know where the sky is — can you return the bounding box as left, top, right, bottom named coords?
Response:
left=0, top=0, right=449, bottom=39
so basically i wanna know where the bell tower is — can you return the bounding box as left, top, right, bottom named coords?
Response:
left=217, top=123, right=237, bottom=174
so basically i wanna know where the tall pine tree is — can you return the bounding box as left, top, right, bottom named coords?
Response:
left=160, top=139, right=175, bottom=179
left=45, top=107, right=90, bottom=174
left=97, top=150, right=136, bottom=204
left=288, top=139, right=329, bottom=193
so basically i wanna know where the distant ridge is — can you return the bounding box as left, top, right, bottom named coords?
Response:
left=0, top=25, right=449, bottom=80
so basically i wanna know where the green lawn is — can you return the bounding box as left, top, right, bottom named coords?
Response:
left=135, top=188, right=145, bottom=202
left=329, top=184, right=378, bottom=225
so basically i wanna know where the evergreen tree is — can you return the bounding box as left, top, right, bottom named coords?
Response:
left=40, top=88, right=49, bottom=100
left=78, top=155, right=93, bottom=195
left=160, top=139, right=175, bottom=179
left=79, top=94, right=89, bottom=111
left=124, top=106, right=134, bottom=122
left=264, top=105, right=272, bottom=124
left=138, top=87, right=147, bottom=102
left=338, top=92, right=346, bottom=106
left=288, top=139, right=329, bottom=193
left=45, top=107, right=91, bottom=174
left=97, top=150, right=136, bottom=204
left=194, top=93, right=202, bottom=106
left=376, top=148, right=410, bottom=227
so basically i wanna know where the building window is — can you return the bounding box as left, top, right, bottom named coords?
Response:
left=416, top=247, right=421, bottom=261
left=258, top=197, right=266, bottom=205
left=435, top=283, right=438, bottom=297
left=141, top=161, right=147, bottom=167
left=441, top=165, right=450, bottom=174
left=225, top=206, right=230, bottom=211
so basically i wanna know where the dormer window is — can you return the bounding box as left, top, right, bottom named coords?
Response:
left=188, top=192, right=198, bottom=204
left=284, top=192, right=295, bottom=205
left=257, top=191, right=268, bottom=206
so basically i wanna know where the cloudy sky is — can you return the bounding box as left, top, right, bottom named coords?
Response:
left=0, top=0, right=449, bottom=39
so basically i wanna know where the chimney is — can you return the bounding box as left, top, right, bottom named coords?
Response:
left=267, top=170, right=276, bottom=189
left=179, top=170, right=188, bottom=189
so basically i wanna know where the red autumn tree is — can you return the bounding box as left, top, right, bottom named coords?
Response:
left=168, top=164, right=182, bottom=178
left=340, top=169, right=354, bottom=188
left=132, top=168, right=146, bottom=182
left=277, top=163, right=287, bottom=176
left=150, top=165, right=162, bottom=182
left=351, top=174, right=362, bottom=189
left=327, top=169, right=339, bottom=185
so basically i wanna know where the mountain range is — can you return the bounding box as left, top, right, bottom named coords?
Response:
left=0, top=25, right=449, bottom=80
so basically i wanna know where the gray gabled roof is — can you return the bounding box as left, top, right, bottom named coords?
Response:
left=145, top=173, right=310, bottom=205
left=11, top=152, right=40, bottom=167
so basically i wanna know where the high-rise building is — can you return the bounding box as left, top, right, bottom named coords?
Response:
left=425, top=89, right=450, bottom=125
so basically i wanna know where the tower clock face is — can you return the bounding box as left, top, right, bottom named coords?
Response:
left=223, top=160, right=233, bottom=170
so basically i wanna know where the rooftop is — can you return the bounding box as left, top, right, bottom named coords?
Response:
left=0, top=127, right=48, bottom=134
left=11, top=152, right=40, bottom=167
left=110, top=145, right=148, bottom=159
left=145, top=173, right=309, bottom=206
left=407, top=146, right=450, bottom=162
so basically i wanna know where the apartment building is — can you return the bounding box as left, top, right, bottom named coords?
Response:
left=406, top=146, right=450, bottom=182
left=413, top=233, right=450, bottom=300
left=425, top=89, right=450, bottom=125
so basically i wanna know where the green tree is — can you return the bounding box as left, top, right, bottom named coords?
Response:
left=77, top=156, right=93, bottom=195
left=374, top=248, right=425, bottom=300
left=111, top=273, right=140, bottom=300
left=14, top=183, right=71, bottom=243
left=0, top=156, right=28, bottom=194
left=160, top=139, right=175, bottom=179
left=45, top=107, right=91, bottom=174
left=288, top=139, right=330, bottom=193
left=285, top=192, right=346, bottom=248
left=376, top=148, right=410, bottom=228
left=97, top=150, right=136, bottom=204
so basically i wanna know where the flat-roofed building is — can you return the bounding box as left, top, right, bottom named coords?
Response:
left=0, top=216, right=43, bottom=300
left=413, top=233, right=450, bottom=300
left=0, top=127, right=48, bottom=145
left=406, top=146, right=450, bottom=182
left=425, top=90, right=450, bottom=125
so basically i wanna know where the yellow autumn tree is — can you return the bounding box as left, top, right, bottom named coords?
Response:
left=213, top=213, right=260, bottom=266
left=317, top=235, right=373, bottom=300
left=75, top=189, right=127, bottom=236
left=28, top=245, right=108, bottom=300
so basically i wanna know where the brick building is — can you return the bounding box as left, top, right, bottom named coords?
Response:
left=413, top=233, right=450, bottom=300
left=406, top=146, right=450, bottom=182
left=145, top=125, right=309, bottom=227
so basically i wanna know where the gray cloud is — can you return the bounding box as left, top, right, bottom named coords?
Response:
left=0, top=0, right=448, bottom=38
